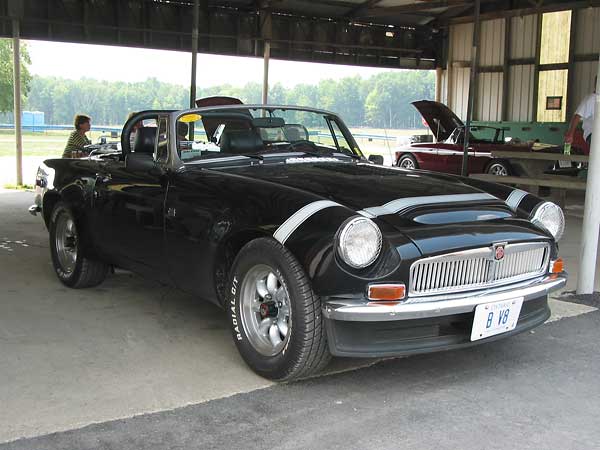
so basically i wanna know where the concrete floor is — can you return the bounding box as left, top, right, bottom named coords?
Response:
left=0, top=189, right=597, bottom=445
left=4, top=309, right=600, bottom=450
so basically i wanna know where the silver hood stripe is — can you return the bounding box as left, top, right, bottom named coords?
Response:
left=357, top=193, right=497, bottom=218
left=274, top=200, right=341, bottom=244
left=505, top=189, right=528, bottom=211
left=275, top=192, right=506, bottom=244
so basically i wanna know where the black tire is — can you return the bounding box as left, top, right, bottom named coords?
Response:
left=397, top=153, right=419, bottom=170
left=49, top=201, right=109, bottom=288
left=485, top=159, right=511, bottom=176
left=227, top=237, right=331, bottom=381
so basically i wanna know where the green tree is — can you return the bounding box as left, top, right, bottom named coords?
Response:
left=0, top=39, right=32, bottom=113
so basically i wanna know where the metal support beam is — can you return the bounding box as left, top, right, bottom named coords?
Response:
left=532, top=12, right=543, bottom=122
left=190, top=0, right=199, bottom=108
left=501, top=16, right=511, bottom=121
left=566, top=8, right=578, bottom=118
left=460, top=0, right=480, bottom=177
left=577, top=58, right=600, bottom=294
left=12, top=18, right=22, bottom=186
left=262, top=40, right=271, bottom=105
left=446, top=27, right=454, bottom=111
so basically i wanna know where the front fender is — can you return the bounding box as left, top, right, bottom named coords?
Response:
left=279, top=203, right=415, bottom=297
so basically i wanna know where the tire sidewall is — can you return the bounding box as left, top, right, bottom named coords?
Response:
left=227, top=239, right=311, bottom=379
left=486, top=160, right=510, bottom=175
left=399, top=154, right=417, bottom=169
left=49, top=202, right=84, bottom=287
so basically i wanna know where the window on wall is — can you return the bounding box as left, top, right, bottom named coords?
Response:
left=538, top=70, right=569, bottom=122
left=540, top=11, right=571, bottom=64
left=537, top=10, right=571, bottom=122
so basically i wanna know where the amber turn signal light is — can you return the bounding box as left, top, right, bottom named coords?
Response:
left=368, top=284, right=406, bottom=301
left=550, top=258, right=564, bottom=274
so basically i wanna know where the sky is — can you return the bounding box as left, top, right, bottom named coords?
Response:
left=25, top=40, right=395, bottom=88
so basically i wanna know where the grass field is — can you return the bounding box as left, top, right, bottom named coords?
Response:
left=0, top=126, right=429, bottom=186
left=0, top=130, right=108, bottom=157
left=0, top=127, right=429, bottom=158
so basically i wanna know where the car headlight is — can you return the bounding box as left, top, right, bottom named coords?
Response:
left=338, top=217, right=382, bottom=268
left=531, top=201, right=565, bottom=241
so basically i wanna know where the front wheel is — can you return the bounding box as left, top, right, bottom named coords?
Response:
left=49, top=202, right=109, bottom=288
left=485, top=160, right=511, bottom=176
left=227, top=238, right=331, bottom=381
left=397, top=154, right=419, bottom=170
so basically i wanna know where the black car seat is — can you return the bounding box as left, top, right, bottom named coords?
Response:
left=132, top=127, right=157, bottom=154
left=220, top=129, right=264, bottom=154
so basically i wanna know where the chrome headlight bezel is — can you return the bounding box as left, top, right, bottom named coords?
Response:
left=531, top=201, right=565, bottom=241
left=337, top=216, right=383, bottom=269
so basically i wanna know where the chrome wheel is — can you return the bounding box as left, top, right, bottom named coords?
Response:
left=487, top=162, right=508, bottom=176
left=399, top=156, right=416, bottom=169
left=239, top=264, right=291, bottom=356
left=54, top=212, right=78, bottom=275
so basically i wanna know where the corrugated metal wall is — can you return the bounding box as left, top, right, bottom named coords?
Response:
left=510, top=14, right=537, bottom=59
left=444, top=7, right=598, bottom=124
left=507, top=64, right=535, bottom=122
left=479, top=19, right=505, bottom=67
left=506, top=14, right=538, bottom=121
left=572, top=7, right=600, bottom=111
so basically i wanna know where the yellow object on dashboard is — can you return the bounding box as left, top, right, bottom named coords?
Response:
left=180, top=113, right=201, bottom=123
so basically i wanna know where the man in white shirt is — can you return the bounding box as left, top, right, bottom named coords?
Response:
left=565, top=79, right=597, bottom=147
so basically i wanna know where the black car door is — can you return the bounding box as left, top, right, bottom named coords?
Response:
left=92, top=122, right=169, bottom=282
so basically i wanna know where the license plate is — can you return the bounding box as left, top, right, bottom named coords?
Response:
left=470, top=298, right=524, bottom=341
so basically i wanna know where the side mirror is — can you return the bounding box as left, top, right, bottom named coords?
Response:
left=368, top=154, right=384, bottom=165
left=126, top=152, right=157, bottom=172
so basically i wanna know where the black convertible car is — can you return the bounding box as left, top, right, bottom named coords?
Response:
left=30, top=105, right=567, bottom=380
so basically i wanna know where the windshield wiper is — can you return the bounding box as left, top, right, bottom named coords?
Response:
left=336, top=152, right=361, bottom=161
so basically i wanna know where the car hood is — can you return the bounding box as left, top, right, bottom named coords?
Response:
left=208, top=161, right=504, bottom=214
left=199, top=161, right=550, bottom=255
left=412, top=100, right=464, bottom=142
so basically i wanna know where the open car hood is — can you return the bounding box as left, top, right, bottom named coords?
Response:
left=412, top=100, right=464, bottom=142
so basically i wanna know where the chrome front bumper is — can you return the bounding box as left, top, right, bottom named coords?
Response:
left=322, top=274, right=566, bottom=322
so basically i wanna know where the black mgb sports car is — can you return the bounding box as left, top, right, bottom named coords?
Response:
left=30, top=105, right=567, bottom=381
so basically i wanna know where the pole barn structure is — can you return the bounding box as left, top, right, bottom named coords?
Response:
left=1, top=0, right=599, bottom=292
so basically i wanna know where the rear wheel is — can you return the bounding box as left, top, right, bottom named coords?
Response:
left=397, top=154, right=419, bottom=170
left=485, top=160, right=511, bottom=176
left=49, top=202, right=109, bottom=288
left=227, top=238, right=330, bottom=381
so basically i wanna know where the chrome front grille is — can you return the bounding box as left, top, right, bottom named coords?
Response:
left=409, top=242, right=550, bottom=297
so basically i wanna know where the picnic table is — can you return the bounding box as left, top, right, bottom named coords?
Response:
left=470, top=150, right=588, bottom=207
left=490, top=150, right=588, bottom=178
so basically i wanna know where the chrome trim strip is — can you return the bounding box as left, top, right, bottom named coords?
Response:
left=357, top=193, right=497, bottom=218
left=505, top=189, right=528, bottom=211
left=322, top=274, right=566, bottom=322
left=273, top=200, right=340, bottom=244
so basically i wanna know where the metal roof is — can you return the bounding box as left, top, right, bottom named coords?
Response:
left=0, top=0, right=595, bottom=70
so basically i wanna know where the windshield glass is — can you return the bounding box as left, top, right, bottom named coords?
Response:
left=446, top=126, right=504, bottom=144
left=176, top=106, right=362, bottom=163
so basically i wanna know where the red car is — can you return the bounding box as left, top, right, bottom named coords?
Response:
left=395, top=100, right=530, bottom=176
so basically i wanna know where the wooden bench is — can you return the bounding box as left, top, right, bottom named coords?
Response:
left=469, top=173, right=586, bottom=208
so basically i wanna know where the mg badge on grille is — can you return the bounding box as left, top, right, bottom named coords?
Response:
left=493, top=243, right=506, bottom=261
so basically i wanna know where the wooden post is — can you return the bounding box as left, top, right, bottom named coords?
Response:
left=12, top=18, right=22, bottom=186
left=435, top=67, right=443, bottom=102
left=262, top=40, right=270, bottom=105
left=189, top=0, right=199, bottom=108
